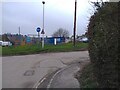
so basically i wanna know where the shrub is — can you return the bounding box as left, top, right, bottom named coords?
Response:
left=88, top=2, right=119, bottom=88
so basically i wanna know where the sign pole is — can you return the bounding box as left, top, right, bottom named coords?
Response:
left=36, top=27, right=41, bottom=44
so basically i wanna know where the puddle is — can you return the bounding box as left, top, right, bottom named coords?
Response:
left=23, top=70, right=35, bottom=76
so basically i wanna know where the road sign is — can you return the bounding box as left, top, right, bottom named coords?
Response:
left=41, top=29, right=45, bottom=34
left=36, top=27, right=41, bottom=32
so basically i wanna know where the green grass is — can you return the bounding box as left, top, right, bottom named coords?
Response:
left=76, top=63, right=99, bottom=88
left=2, top=42, right=88, bottom=56
left=0, top=46, right=2, bottom=56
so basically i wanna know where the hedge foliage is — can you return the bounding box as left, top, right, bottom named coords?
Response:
left=88, top=2, right=119, bottom=88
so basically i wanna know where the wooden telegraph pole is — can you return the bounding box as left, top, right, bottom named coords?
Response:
left=73, top=0, right=77, bottom=47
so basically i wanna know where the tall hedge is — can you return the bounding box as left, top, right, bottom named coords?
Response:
left=88, top=2, right=119, bottom=88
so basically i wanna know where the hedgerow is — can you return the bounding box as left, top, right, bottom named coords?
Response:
left=88, top=2, right=119, bottom=88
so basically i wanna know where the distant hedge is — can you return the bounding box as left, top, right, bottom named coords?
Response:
left=88, top=2, right=119, bottom=88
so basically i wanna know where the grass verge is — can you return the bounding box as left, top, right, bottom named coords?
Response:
left=76, top=62, right=99, bottom=88
left=0, top=46, right=2, bottom=56
left=2, top=42, right=88, bottom=56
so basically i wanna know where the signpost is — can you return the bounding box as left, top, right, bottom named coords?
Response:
left=36, top=27, right=41, bottom=44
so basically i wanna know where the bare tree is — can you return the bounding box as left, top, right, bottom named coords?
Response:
left=52, top=28, right=69, bottom=37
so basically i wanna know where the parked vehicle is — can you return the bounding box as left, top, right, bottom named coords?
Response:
left=0, top=41, right=12, bottom=46
left=79, top=37, right=88, bottom=43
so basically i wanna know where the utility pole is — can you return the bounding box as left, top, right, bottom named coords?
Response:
left=41, top=1, right=45, bottom=48
left=73, top=0, right=77, bottom=47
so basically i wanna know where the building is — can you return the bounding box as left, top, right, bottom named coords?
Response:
left=45, top=37, right=65, bottom=45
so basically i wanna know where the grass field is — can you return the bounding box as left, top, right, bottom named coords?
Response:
left=0, top=46, right=2, bottom=56
left=1, top=42, right=88, bottom=56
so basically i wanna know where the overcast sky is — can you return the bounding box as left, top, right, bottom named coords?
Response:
left=1, top=0, right=108, bottom=36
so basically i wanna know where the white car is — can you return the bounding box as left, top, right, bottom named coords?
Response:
left=79, top=37, right=88, bottom=42
left=0, top=41, right=12, bottom=46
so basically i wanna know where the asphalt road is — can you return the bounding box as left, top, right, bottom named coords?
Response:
left=36, top=63, right=80, bottom=88
left=2, top=51, right=89, bottom=88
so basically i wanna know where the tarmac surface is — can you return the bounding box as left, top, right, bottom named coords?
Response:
left=2, top=51, right=89, bottom=88
left=35, top=63, right=80, bottom=89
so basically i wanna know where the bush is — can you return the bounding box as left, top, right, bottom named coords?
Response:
left=88, top=2, right=119, bottom=88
